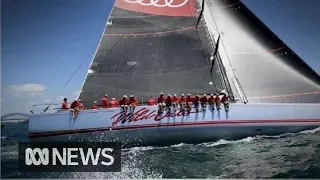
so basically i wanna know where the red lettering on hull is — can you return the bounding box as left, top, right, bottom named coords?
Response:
left=111, top=108, right=196, bottom=126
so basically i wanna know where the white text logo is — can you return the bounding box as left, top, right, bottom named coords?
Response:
left=124, top=0, right=189, bottom=8
left=25, top=148, right=114, bottom=166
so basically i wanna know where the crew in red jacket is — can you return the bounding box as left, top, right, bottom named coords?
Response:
left=165, top=94, right=172, bottom=112
left=157, top=93, right=166, bottom=113
left=172, top=94, right=178, bottom=111
left=91, top=101, right=98, bottom=109
left=200, top=94, right=208, bottom=111
left=129, top=95, right=138, bottom=113
left=101, top=94, right=109, bottom=108
left=194, top=94, right=200, bottom=111
left=109, top=98, right=119, bottom=108
left=78, top=99, right=84, bottom=110
left=61, top=98, right=68, bottom=111
left=70, top=99, right=79, bottom=109
left=179, top=94, right=186, bottom=110
left=221, top=94, right=230, bottom=111
left=186, top=94, right=193, bottom=111
left=215, top=94, right=221, bottom=110
left=208, top=94, right=215, bottom=110
left=147, top=97, right=156, bottom=106
left=70, top=99, right=80, bottom=119
left=119, top=95, right=129, bottom=113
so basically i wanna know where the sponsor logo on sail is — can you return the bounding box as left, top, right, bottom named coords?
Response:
left=124, top=0, right=189, bottom=8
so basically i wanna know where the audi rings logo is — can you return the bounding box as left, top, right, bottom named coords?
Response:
left=124, top=0, right=189, bottom=8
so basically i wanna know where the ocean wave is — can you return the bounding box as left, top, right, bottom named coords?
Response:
left=299, top=127, right=320, bottom=135
left=201, top=136, right=256, bottom=147
left=170, top=143, right=186, bottom=147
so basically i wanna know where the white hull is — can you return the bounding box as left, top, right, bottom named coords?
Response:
left=28, top=103, right=320, bottom=146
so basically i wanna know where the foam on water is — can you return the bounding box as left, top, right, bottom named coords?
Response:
left=201, top=136, right=256, bottom=147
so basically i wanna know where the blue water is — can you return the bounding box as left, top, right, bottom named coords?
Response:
left=1, top=122, right=320, bottom=178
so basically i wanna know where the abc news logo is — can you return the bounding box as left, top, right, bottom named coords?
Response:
left=19, top=142, right=121, bottom=172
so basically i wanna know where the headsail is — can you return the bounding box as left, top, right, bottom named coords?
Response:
left=201, top=0, right=320, bottom=103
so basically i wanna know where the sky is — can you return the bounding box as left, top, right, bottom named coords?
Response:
left=1, top=0, right=320, bottom=115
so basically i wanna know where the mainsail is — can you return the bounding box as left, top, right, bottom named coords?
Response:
left=79, top=0, right=230, bottom=105
left=79, top=0, right=320, bottom=105
left=201, top=0, right=320, bottom=103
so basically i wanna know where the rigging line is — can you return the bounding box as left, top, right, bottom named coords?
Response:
left=195, top=26, right=219, bottom=92
left=43, top=48, right=96, bottom=112
left=206, top=0, right=236, bottom=78
left=205, top=0, right=246, bottom=101
left=192, top=1, right=217, bottom=89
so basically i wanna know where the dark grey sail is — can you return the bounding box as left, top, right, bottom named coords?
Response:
left=202, top=0, right=320, bottom=103
left=79, top=0, right=230, bottom=105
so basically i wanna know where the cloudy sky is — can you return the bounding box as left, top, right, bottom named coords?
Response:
left=1, top=0, right=320, bottom=115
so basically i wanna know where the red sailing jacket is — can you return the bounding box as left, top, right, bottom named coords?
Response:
left=221, top=96, right=229, bottom=103
left=119, top=98, right=129, bottom=106
left=200, top=96, right=207, bottom=103
left=110, top=100, right=119, bottom=107
left=158, top=96, right=165, bottom=103
left=165, top=97, right=172, bottom=104
left=172, top=96, right=178, bottom=102
left=61, top=102, right=68, bottom=110
left=70, top=101, right=79, bottom=109
left=148, top=98, right=156, bottom=106
left=208, top=96, right=215, bottom=102
left=179, top=96, right=186, bottom=102
left=129, top=98, right=138, bottom=105
left=91, top=104, right=98, bottom=109
left=186, top=96, right=193, bottom=103
left=215, top=96, right=221, bottom=103
left=102, top=97, right=109, bottom=108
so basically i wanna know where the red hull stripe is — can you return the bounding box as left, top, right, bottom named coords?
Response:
left=28, top=119, right=320, bottom=139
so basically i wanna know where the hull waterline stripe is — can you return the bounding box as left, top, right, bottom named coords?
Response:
left=28, top=119, right=320, bottom=139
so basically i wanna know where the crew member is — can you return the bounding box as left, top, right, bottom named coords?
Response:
left=215, top=94, right=221, bottom=110
left=70, top=99, right=80, bottom=119
left=172, top=94, right=178, bottom=111
left=157, top=92, right=166, bottom=113
left=165, top=94, right=172, bottom=112
left=208, top=94, right=215, bottom=110
left=110, top=98, right=119, bottom=108
left=61, top=98, right=68, bottom=111
left=78, top=99, right=84, bottom=110
left=119, top=95, right=129, bottom=113
left=129, top=95, right=138, bottom=113
left=147, top=97, right=156, bottom=106
left=70, top=99, right=79, bottom=109
left=91, top=101, right=98, bottom=109
left=200, top=94, right=208, bottom=111
left=179, top=94, right=186, bottom=110
left=194, top=94, right=200, bottom=112
left=102, top=94, right=109, bottom=108
left=186, top=94, right=193, bottom=111
left=221, top=94, right=230, bottom=111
